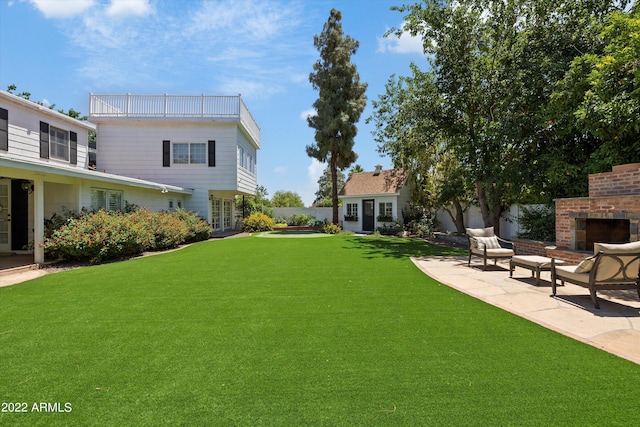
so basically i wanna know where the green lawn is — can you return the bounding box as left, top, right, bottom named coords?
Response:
left=1, top=235, right=638, bottom=426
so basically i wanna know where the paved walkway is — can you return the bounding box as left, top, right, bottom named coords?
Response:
left=412, top=256, right=640, bottom=365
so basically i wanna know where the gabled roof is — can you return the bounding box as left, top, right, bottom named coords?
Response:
left=339, top=168, right=409, bottom=197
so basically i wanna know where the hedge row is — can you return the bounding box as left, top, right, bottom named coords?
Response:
left=43, top=208, right=211, bottom=264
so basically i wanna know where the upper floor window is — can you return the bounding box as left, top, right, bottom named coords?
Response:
left=50, top=126, right=69, bottom=161
left=174, top=143, right=206, bottom=164
left=238, top=145, right=256, bottom=174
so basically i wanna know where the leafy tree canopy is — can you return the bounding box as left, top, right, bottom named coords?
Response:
left=271, top=191, right=305, bottom=208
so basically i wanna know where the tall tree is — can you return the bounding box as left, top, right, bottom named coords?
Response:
left=307, top=8, right=367, bottom=224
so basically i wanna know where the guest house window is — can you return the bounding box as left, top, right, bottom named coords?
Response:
left=345, top=203, right=358, bottom=221
left=378, top=202, right=393, bottom=221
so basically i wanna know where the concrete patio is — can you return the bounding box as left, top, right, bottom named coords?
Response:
left=412, top=256, right=640, bottom=365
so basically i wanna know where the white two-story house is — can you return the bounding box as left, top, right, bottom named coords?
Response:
left=89, top=93, right=260, bottom=233
left=0, top=91, right=260, bottom=264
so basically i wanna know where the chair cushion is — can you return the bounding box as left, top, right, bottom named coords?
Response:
left=593, top=241, right=640, bottom=254
left=466, top=227, right=495, bottom=238
left=554, top=265, right=590, bottom=285
left=471, top=247, right=514, bottom=257
left=475, top=235, right=501, bottom=250
left=574, top=255, right=596, bottom=273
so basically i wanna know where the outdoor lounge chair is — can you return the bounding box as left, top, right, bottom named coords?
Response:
left=466, top=227, right=515, bottom=270
left=551, top=241, right=640, bottom=309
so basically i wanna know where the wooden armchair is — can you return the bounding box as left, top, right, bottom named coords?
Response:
left=551, top=242, right=640, bottom=309
left=466, top=227, right=515, bottom=271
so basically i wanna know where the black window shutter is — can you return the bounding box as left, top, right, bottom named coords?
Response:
left=70, top=131, right=77, bottom=165
left=0, top=108, right=7, bottom=151
left=40, top=121, right=50, bottom=159
left=208, top=140, right=216, bottom=167
left=163, top=140, right=170, bottom=167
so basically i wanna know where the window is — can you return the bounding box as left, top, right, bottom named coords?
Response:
left=0, top=108, right=7, bottom=151
left=50, top=126, right=69, bottom=161
left=173, top=143, right=205, bottom=164
left=190, top=143, right=206, bottom=164
left=238, top=146, right=244, bottom=168
left=378, top=202, right=393, bottom=221
left=237, top=145, right=256, bottom=174
left=345, top=203, right=358, bottom=221
left=91, top=188, right=123, bottom=211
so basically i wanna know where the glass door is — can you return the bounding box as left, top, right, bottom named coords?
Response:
left=211, top=198, right=221, bottom=231
left=223, top=200, right=232, bottom=230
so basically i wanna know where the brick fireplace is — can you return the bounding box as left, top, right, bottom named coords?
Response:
left=551, top=163, right=640, bottom=263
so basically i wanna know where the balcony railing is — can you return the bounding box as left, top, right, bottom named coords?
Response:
left=89, top=93, right=260, bottom=145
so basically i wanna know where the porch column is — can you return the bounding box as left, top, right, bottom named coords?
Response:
left=33, top=178, right=45, bottom=264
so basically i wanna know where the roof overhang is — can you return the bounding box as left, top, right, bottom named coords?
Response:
left=338, top=193, right=401, bottom=199
left=0, top=90, right=96, bottom=132
left=0, top=154, right=193, bottom=195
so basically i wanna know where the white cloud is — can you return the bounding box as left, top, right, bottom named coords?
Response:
left=51, top=0, right=309, bottom=95
left=307, top=158, right=324, bottom=184
left=377, top=26, right=423, bottom=54
left=274, top=166, right=288, bottom=175
left=300, top=108, right=315, bottom=120
left=105, top=0, right=152, bottom=17
left=27, top=0, right=95, bottom=19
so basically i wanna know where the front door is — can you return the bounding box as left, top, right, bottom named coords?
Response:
left=0, top=179, right=11, bottom=252
left=362, top=199, right=375, bottom=232
left=11, top=180, right=29, bottom=251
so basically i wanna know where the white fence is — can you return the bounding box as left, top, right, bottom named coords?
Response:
left=436, top=204, right=550, bottom=239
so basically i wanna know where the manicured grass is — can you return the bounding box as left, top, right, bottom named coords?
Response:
left=1, top=235, right=638, bottom=425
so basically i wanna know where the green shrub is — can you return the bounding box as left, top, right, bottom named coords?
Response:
left=43, top=208, right=212, bottom=264
left=171, top=208, right=212, bottom=242
left=43, top=210, right=149, bottom=264
left=242, top=212, right=275, bottom=232
left=516, top=205, right=555, bottom=242
left=376, top=222, right=403, bottom=236
left=319, top=222, right=341, bottom=234
left=403, top=206, right=438, bottom=238
left=287, top=213, right=316, bottom=226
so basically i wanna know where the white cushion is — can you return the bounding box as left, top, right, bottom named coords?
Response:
left=466, top=227, right=495, bottom=238
left=475, top=235, right=501, bottom=250
left=593, top=241, right=640, bottom=254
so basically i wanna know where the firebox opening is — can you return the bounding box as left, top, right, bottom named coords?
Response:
left=586, top=218, right=630, bottom=251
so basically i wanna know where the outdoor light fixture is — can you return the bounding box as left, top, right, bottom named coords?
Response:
left=21, top=182, right=34, bottom=194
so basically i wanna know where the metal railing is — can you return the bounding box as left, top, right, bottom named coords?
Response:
left=89, top=93, right=260, bottom=144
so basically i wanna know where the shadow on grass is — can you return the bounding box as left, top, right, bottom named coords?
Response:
left=345, top=235, right=466, bottom=259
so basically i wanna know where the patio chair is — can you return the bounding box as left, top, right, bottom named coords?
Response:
left=551, top=241, right=640, bottom=309
left=466, top=226, right=515, bottom=270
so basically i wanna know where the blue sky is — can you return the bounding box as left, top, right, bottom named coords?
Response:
left=0, top=0, right=429, bottom=206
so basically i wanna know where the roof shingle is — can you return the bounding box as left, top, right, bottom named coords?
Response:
left=339, top=168, right=409, bottom=196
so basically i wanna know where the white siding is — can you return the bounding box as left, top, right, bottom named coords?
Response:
left=0, top=96, right=90, bottom=169
left=95, top=120, right=257, bottom=218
